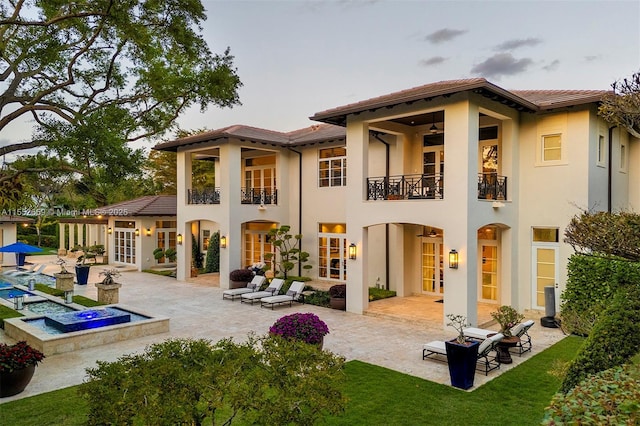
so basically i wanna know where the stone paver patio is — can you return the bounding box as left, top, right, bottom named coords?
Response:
left=0, top=255, right=566, bottom=403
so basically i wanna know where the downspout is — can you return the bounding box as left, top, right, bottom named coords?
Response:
left=608, top=125, right=617, bottom=213
left=288, top=147, right=303, bottom=276
left=372, top=132, right=391, bottom=290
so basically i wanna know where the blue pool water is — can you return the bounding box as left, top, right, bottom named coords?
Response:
left=25, top=308, right=151, bottom=335
left=0, top=288, right=34, bottom=301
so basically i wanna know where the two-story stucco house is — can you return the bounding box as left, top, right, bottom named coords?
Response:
left=154, top=78, right=638, bottom=326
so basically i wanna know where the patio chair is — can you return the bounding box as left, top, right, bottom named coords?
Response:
left=260, top=281, right=305, bottom=309
left=13, top=264, right=46, bottom=277
left=222, top=275, right=266, bottom=301
left=3, top=264, right=37, bottom=276
left=508, top=320, right=535, bottom=356
left=240, top=278, right=284, bottom=305
left=422, top=333, right=504, bottom=375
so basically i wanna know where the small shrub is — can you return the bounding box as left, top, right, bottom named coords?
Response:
left=560, top=284, right=640, bottom=393
left=368, top=287, right=396, bottom=301
left=229, top=268, right=254, bottom=282
left=543, top=364, right=640, bottom=425
left=329, top=284, right=346, bottom=298
left=303, top=290, right=330, bottom=308
left=269, top=312, right=329, bottom=345
left=490, top=305, right=524, bottom=337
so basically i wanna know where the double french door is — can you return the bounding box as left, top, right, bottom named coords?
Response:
left=421, top=240, right=444, bottom=295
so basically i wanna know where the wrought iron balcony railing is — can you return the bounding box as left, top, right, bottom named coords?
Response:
left=241, top=188, right=278, bottom=205
left=187, top=188, right=220, bottom=204
left=367, top=173, right=443, bottom=200
left=477, top=173, right=507, bottom=200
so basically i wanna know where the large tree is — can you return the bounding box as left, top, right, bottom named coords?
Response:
left=0, top=0, right=241, bottom=202
left=599, top=71, right=640, bottom=139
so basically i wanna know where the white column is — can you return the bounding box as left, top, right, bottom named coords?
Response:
left=68, top=224, right=75, bottom=250
left=176, top=151, right=192, bottom=281
left=218, top=143, right=242, bottom=289
left=59, top=223, right=66, bottom=250
left=78, top=223, right=84, bottom=247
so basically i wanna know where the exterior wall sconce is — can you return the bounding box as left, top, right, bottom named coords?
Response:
left=107, top=227, right=112, bottom=234
left=220, top=235, right=227, bottom=248
left=177, top=234, right=183, bottom=245
left=449, top=249, right=459, bottom=269
left=348, top=243, right=357, bottom=260
left=135, top=228, right=140, bottom=236
left=146, top=228, right=151, bottom=237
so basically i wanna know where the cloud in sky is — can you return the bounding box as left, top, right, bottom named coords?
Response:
left=542, top=59, right=560, bottom=71
left=584, top=55, right=601, bottom=62
left=424, top=28, right=467, bottom=44
left=419, top=56, right=448, bottom=67
left=494, top=37, right=542, bottom=51
left=471, top=53, right=533, bottom=79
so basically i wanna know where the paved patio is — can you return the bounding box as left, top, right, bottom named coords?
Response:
left=0, top=255, right=566, bottom=403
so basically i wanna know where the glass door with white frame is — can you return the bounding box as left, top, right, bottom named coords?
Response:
left=531, top=228, right=560, bottom=310
left=421, top=238, right=444, bottom=295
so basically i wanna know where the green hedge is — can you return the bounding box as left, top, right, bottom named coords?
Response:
left=560, top=284, right=640, bottom=393
left=561, top=255, right=640, bottom=336
left=544, top=363, right=640, bottom=424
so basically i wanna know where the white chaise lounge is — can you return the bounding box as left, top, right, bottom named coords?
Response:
left=422, top=332, right=504, bottom=375
left=260, top=281, right=305, bottom=309
left=222, top=275, right=266, bottom=301
left=463, top=320, right=535, bottom=355
left=240, top=278, right=284, bottom=305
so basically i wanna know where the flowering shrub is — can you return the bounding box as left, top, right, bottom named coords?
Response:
left=490, top=305, right=524, bottom=337
left=269, top=313, right=329, bottom=345
left=0, top=341, right=45, bottom=373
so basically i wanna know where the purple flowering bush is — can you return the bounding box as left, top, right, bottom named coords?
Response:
left=269, top=313, right=329, bottom=345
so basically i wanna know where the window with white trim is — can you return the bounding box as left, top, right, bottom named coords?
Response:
left=597, top=135, right=606, bottom=167
left=318, top=147, right=346, bottom=187
left=542, top=134, right=562, bottom=162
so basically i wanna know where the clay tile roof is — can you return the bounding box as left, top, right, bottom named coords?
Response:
left=0, top=215, right=34, bottom=223
left=511, top=89, right=609, bottom=110
left=95, top=195, right=176, bottom=217
left=287, top=124, right=346, bottom=145
left=310, top=78, right=539, bottom=125
left=153, top=125, right=290, bottom=152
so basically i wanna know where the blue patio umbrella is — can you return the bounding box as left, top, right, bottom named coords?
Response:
left=0, top=242, right=43, bottom=266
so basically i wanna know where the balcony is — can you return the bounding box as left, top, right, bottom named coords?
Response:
left=477, top=173, right=507, bottom=200
left=188, top=188, right=220, bottom=204
left=367, top=173, right=443, bottom=200
left=241, top=188, right=278, bottom=205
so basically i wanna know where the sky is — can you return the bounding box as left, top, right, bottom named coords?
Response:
left=1, top=0, right=639, bottom=156
left=176, top=0, right=640, bottom=134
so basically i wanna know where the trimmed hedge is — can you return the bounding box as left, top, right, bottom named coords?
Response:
left=544, top=364, right=640, bottom=424
left=560, top=284, right=640, bottom=393
left=561, top=255, right=640, bottom=336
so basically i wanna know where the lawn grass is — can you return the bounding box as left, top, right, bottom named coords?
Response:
left=34, top=284, right=105, bottom=307
left=0, top=336, right=583, bottom=425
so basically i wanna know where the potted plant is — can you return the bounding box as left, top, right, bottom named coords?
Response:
left=75, top=248, right=93, bottom=285
left=269, top=312, right=329, bottom=348
left=490, top=305, right=525, bottom=337
left=444, top=314, right=479, bottom=390
left=0, top=341, right=45, bottom=397
left=329, top=284, right=346, bottom=311
left=229, top=268, right=255, bottom=289
left=54, top=256, right=74, bottom=292
left=95, top=268, right=122, bottom=304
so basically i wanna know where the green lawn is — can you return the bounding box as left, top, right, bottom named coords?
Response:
left=0, top=336, right=583, bottom=425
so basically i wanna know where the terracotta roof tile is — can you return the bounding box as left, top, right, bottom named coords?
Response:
left=95, top=195, right=176, bottom=216
left=0, top=215, right=34, bottom=223
left=511, top=89, right=609, bottom=109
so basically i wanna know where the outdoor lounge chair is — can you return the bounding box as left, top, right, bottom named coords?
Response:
left=260, top=281, right=305, bottom=309
left=12, top=264, right=46, bottom=277
left=222, top=275, right=266, bottom=301
left=422, top=332, right=504, bottom=375
left=240, top=278, right=284, bottom=305
left=463, top=319, right=535, bottom=356
left=3, top=264, right=37, bottom=276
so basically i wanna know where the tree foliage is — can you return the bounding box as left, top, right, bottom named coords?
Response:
left=0, top=0, right=241, bottom=204
left=80, top=335, right=346, bottom=425
left=263, top=225, right=312, bottom=278
left=564, top=210, right=640, bottom=261
left=599, top=71, right=640, bottom=139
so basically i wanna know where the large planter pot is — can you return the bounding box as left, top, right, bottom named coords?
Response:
left=445, top=340, right=479, bottom=390
left=75, top=265, right=90, bottom=285
left=230, top=280, right=248, bottom=289
left=54, top=272, right=75, bottom=291
left=329, top=297, right=346, bottom=311
left=95, top=282, right=122, bottom=304
left=0, top=365, right=36, bottom=397
left=15, top=253, right=26, bottom=266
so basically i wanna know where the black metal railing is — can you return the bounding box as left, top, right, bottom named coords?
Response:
left=241, top=188, right=278, bottom=205
left=367, top=173, right=443, bottom=200
left=477, top=173, right=507, bottom=200
left=188, top=188, right=220, bottom=204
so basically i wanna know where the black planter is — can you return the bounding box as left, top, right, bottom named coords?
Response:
left=445, top=339, right=479, bottom=390
left=75, top=265, right=90, bottom=285
left=0, top=365, right=36, bottom=397
left=329, top=297, right=346, bottom=311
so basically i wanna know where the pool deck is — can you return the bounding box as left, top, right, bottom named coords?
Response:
left=0, top=255, right=566, bottom=403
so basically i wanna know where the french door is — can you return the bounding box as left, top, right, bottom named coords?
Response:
left=532, top=245, right=559, bottom=310
left=244, top=231, right=273, bottom=269
left=318, top=235, right=347, bottom=281
left=480, top=243, right=499, bottom=301
left=156, top=230, right=176, bottom=264
left=114, top=230, right=136, bottom=264
left=421, top=240, right=444, bottom=295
